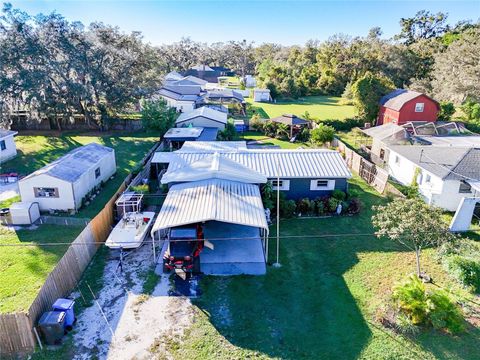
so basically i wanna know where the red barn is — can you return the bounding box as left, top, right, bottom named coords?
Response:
left=377, top=90, right=439, bottom=126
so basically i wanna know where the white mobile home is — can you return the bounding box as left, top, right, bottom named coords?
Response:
left=0, top=130, right=18, bottom=163
left=18, top=143, right=116, bottom=212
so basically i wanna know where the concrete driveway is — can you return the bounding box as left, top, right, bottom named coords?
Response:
left=201, top=221, right=266, bottom=275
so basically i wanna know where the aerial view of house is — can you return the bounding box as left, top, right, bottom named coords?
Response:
left=0, top=1, right=479, bottom=359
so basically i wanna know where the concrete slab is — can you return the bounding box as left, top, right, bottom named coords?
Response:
left=201, top=221, right=266, bottom=275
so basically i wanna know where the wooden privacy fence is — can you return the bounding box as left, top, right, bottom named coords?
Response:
left=334, top=138, right=389, bottom=194
left=0, top=142, right=158, bottom=356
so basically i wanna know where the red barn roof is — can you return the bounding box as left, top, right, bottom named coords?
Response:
left=380, top=90, right=439, bottom=111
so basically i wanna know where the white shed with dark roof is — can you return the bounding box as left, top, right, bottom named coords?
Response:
left=175, top=106, right=228, bottom=130
left=18, top=143, right=116, bottom=212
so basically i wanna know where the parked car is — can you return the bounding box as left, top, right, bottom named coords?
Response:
left=163, top=224, right=204, bottom=276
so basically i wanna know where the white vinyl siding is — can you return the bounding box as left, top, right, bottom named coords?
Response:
left=310, top=179, right=335, bottom=191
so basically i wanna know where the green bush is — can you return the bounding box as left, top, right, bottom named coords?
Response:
left=328, top=197, right=340, bottom=213
left=314, top=198, right=326, bottom=216
left=317, top=117, right=365, bottom=131
left=331, top=189, right=346, bottom=201
left=218, top=121, right=237, bottom=141
left=131, top=184, right=149, bottom=194
left=311, top=124, right=335, bottom=145
left=296, top=198, right=311, bottom=215
left=281, top=200, right=296, bottom=218
left=444, top=255, right=480, bottom=292
left=392, top=274, right=465, bottom=334
left=346, top=198, right=361, bottom=215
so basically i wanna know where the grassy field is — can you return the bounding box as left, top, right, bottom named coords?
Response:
left=0, top=225, right=84, bottom=313
left=247, top=95, right=355, bottom=120
left=164, top=176, right=480, bottom=359
left=0, top=132, right=158, bottom=313
left=2, top=133, right=158, bottom=218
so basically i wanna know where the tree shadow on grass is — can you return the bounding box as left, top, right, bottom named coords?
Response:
left=192, top=178, right=480, bottom=359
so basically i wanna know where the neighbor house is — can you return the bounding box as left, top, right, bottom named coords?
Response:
left=360, top=123, right=410, bottom=164
left=18, top=143, right=116, bottom=212
left=152, top=141, right=351, bottom=200
left=171, top=75, right=208, bottom=88
left=0, top=130, right=18, bottom=163
left=377, top=90, right=439, bottom=126
left=175, top=106, right=228, bottom=130
left=387, top=145, right=480, bottom=211
left=158, top=84, right=203, bottom=113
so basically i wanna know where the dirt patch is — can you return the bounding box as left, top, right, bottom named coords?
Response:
left=72, top=244, right=194, bottom=360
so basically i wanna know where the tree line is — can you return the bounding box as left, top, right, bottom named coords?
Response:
left=1, top=3, right=479, bottom=130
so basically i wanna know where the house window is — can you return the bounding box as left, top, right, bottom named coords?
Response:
left=415, top=103, right=424, bottom=112
left=310, top=179, right=335, bottom=191
left=34, top=187, right=59, bottom=198
left=395, top=155, right=400, bottom=165
left=425, top=174, right=431, bottom=184
left=270, top=179, right=290, bottom=191
left=379, top=149, right=385, bottom=160
left=95, top=167, right=101, bottom=179
left=0, top=140, right=5, bottom=151
left=459, top=181, right=471, bottom=193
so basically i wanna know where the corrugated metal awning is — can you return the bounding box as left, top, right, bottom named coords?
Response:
left=151, top=179, right=268, bottom=236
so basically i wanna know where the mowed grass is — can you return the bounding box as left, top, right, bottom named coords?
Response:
left=2, top=133, right=158, bottom=218
left=0, top=225, right=83, bottom=313
left=247, top=95, right=355, bottom=120
left=165, top=177, right=480, bottom=359
left=237, top=131, right=312, bottom=149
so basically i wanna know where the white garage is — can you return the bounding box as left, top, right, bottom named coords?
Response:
left=18, top=143, right=116, bottom=212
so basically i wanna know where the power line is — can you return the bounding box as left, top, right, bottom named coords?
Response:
left=0, top=229, right=454, bottom=247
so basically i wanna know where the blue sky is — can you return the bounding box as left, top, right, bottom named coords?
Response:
left=7, top=1, right=480, bottom=45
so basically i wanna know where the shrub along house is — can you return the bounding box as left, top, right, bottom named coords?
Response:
left=377, top=90, right=440, bottom=126
left=18, top=143, right=116, bottom=212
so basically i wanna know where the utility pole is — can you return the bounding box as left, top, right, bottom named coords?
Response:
left=273, top=157, right=281, bottom=268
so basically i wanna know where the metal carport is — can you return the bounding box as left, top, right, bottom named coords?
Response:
left=150, top=178, right=269, bottom=274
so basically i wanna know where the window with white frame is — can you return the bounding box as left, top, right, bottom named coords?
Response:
left=415, top=103, right=424, bottom=112
left=34, top=187, right=59, bottom=198
left=95, top=167, right=101, bottom=179
left=310, top=179, right=335, bottom=191
left=270, top=179, right=290, bottom=191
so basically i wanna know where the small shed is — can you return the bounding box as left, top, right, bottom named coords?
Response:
left=10, top=202, right=40, bottom=225
left=233, top=119, right=247, bottom=133
left=175, top=107, right=227, bottom=130
left=253, top=89, right=271, bottom=102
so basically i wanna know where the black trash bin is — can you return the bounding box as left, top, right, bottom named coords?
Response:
left=38, top=311, right=66, bottom=345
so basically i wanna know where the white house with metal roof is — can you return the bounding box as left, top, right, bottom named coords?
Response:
left=157, top=84, right=203, bottom=113
left=387, top=146, right=480, bottom=211
left=18, top=143, right=116, bottom=212
left=175, top=106, right=228, bottom=130
left=0, top=130, right=18, bottom=163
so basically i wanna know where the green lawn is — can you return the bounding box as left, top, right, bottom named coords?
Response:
left=2, top=133, right=158, bottom=218
left=0, top=225, right=83, bottom=313
left=237, top=131, right=312, bottom=149
left=163, top=177, right=480, bottom=359
left=247, top=95, right=355, bottom=120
